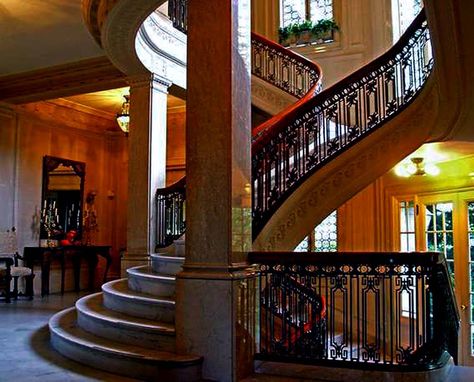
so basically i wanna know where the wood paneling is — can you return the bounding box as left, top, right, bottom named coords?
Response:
left=0, top=102, right=128, bottom=279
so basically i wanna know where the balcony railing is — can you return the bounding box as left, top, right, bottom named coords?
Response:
left=248, top=251, right=459, bottom=370
left=155, top=177, right=186, bottom=249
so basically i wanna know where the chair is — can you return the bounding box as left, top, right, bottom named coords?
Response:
left=0, top=228, right=34, bottom=300
left=0, top=255, right=13, bottom=302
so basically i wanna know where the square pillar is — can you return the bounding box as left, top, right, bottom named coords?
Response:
left=175, top=0, right=254, bottom=381
left=123, top=74, right=170, bottom=273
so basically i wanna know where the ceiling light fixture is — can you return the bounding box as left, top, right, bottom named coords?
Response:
left=394, top=157, right=440, bottom=178
left=116, top=95, right=130, bottom=135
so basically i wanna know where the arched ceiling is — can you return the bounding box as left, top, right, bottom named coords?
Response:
left=0, top=0, right=103, bottom=75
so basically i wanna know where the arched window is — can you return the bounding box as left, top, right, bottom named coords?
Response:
left=280, top=0, right=333, bottom=28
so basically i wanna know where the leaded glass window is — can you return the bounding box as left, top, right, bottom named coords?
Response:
left=392, top=0, right=423, bottom=41
left=294, top=211, right=337, bottom=252
left=281, top=0, right=333, bottom=28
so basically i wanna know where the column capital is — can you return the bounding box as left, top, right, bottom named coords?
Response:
left=127, top=73, right=171, bottom=92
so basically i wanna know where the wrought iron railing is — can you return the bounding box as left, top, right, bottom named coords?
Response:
left=251, top=11, right=433, bottom=235
left=158, top=6, right=433, bottom=246
left=158, top=1, right=322, bottom=249
left=168, top=0, right=322, bottom=100
left=248, top=251, right=459, bottom=370
left=168, top=0, right=187, bottom=34
left=251, top=34, right=322, bottom=99
left=155, top=177, right=186, bottom=249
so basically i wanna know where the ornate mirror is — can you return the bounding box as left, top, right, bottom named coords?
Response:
left=40, top=156, right=85, bottom=245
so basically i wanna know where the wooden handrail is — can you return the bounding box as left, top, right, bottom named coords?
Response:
left=249, top=251, right=442, bottom=266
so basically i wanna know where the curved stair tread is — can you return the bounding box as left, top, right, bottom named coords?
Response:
left=102, top=279, right=175, bottom=305
left=151, top=253, right=184, bottom=261
left=50, top=307, right=202, bottom=365
left=76, top=293, right=175, bottom=335
left=127, top=265, right=175, bottom=282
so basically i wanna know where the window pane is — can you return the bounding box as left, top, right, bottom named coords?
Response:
left=426, top=232, right=435, bottom=251
left=309, top=0, right=333, bottom=23
left=446, top=232, right=454, bottom=260
left=471, top=294, right=474, bottom=323
left=281, top=0, right=305, bottom=27
left=470, top=233, right=474, bottom=261
left=294, top=236, right=310, bottom=252
left=469, top=202, right=474, bottom=230
left=436, top=232, right=445, bottom=253
left=471, top=265, right=474, bottom=294
left=426, top=205, right=434, bottom=231
left=315, top=211, right=337, bottom=252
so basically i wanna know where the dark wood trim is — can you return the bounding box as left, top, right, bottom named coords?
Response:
left=0, top=56, right=127, bottom=104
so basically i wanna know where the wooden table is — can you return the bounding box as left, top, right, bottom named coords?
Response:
left=23, top=246, right=111, bottom=297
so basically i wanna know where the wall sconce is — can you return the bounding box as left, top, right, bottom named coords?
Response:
left=116, top=95, right=130, bottom=134
left=394, top=157, right=440, bottom=177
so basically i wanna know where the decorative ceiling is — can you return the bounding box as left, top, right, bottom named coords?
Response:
left=0, top=0, right=103, bottom=75
left=60, top=87, right=186, bottom=118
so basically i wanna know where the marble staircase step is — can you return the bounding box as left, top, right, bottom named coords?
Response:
left=102, top=279, right=175, bottom=322
left=173, top=239, right=185, bottom=256
left=127, top=265, right=176, bottom=297
left=150, top=253, right=184, bottom=275
left=158, top=237, right=185, bottom=257
left=76, top=292, right=176, bottom=350
left=50, top=307, right=202, bottom=381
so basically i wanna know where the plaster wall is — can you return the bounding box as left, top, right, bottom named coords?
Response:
left=252, top=0, right=393, bottom=88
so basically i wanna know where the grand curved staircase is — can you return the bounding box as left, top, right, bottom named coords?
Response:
left=48, top=1, right=463, bottom=381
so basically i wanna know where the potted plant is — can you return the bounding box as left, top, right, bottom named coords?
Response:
left=311, top=18, right=339, bottom=43
left=278, top=26, right=292, bottom=46
left=295, top=20, right=313, bottom=45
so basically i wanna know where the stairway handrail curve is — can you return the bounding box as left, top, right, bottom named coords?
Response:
left=252, top=10, right=430, bottom=152
left=158, top=6, right=432, bottom=247
left=252, top=10, right=432, bottom=236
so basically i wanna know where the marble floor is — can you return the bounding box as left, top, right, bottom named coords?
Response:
left=0, top=292, right=140, bottom=382
left=1, top=293, right=474, bottom=382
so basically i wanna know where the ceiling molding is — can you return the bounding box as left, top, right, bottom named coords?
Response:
left=13, top=100, right=117, bottom=135
left=0, top=56, right=127, bottom=104
left=49, top=98, right=116, bottom=120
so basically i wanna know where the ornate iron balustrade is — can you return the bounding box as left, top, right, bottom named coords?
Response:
left=160, top=6, right=432, bottom=245
left=158, top=1, right=322, bottom=249
left=252, top=11, right=433, bottom=236
left=155, top=177, right=186, bottom=249
left=248, top=251, right=459, bottom=370
left=251, top=34, right=322, bottom=99
left=168, top=0, right=322, bottom=100
left=168, top=0, right=187, bottom=34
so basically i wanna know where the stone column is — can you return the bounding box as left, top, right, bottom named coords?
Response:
left=175, top=0, right=254, bottom=381
left=122, top=74, right=170, bottom=274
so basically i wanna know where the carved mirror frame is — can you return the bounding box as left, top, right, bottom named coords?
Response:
left=41, top=156, right=86, bottom=242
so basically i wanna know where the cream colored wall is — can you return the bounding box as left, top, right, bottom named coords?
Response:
left=252, top=0, right=393, bottom=88
left=166, top=106, right=186, bottom=185
left=0, top=101, right=128, bottom=279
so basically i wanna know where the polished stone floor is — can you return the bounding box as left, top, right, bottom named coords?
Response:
left=1, top=293, right=474, bottom=382
left=0, top=292, right=139, bottom=382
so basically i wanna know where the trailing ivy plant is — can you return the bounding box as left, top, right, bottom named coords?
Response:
left=278, top=18, right=339, bottom=45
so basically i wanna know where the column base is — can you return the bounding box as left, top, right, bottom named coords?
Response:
left=176, top=266, right=257, bottom=382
